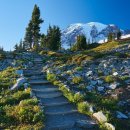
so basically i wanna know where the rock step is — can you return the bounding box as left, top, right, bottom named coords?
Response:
left=45, top=103, right=77, bottom=113
left=29, top=76, right=46, bottom=80
left=32, top=87, right=59, bottom=92
left=44, top=122, right=75, bottom=130
left=45, top=110, right=78, bottom=115
left=31, top=84, right=57, bottom=90
left=37, top=92, right=63, bottom=98
left=40, top=96, right=68, bottom=104
left=24, top=73, right=44, bottom=77
left=45, top=101, right=69, bottom=107
left=34, top=90, right=60, bottom=95
left=44, top=113, right=93, bottom=129
left=29, top=80, right=50, bottom=85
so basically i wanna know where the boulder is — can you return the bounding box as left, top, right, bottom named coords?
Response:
left=86, top=71, right=93, bottom=76
left=108, top=83, right=119, bottom=90
left=113, top=72, right=118, bottom=76
left=93, top=111, right=107, bottom=123
left=90, top=80, right=97, bottom=85
left=15, top=70, right=23, bottom=76
left=116, top=111, right=128, bottom=119
left=97, top=86, right=104, bottom=92
left=86, top=85, right=95, bottom=91
left=10, top=77, right=27, bottom=90
left=97, top=80, right=104, bottom=85
left=104, top=123, right=115, bottom=130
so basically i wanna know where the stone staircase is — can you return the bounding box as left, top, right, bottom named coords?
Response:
left=24, top=57, right=98, bottom=130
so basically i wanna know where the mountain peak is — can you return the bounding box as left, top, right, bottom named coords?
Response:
left=61, top=22, right=124, bottom=49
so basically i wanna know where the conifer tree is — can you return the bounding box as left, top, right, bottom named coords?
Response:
left=14, top=44, right=19, bottom=52
left=24, top=21, right=33, bottom=50
left=31, top=4, right=43, bottom=50
left=40, top=34, right=46, bottom=49
left=45, top=25, right=61, bottom=51
left=76, top=35, right=87, bottom=50
left=108, top=33, right=113, bottom=42
left=23, top=4, right=43, bottom=51
left=117, top=30, right=122, bottom=40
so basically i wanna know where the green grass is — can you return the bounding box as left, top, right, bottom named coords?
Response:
left=0, top=67, right=45, bottom=129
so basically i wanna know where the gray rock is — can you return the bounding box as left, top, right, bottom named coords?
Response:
left=104, top=123, right=115, bottom=130
left=108, top=83, right=119, bottom=90
left=10, top=77, right=27, bottom=90
left=15, top=70, right=23, bottom=76
left=116, top=111, right=128, bottom=119
left=86, top=71, right=93, bottom=76
left=90, top=80, right=97, bottom=85
left=93, top=111, right=107, bottom=123
left=113, top=72, right=118, bottom=76
left=86, top=85, right=95, bottom=91
left=97, top=86, right=104, bottom=92
left=97, top=80, right=104, bottom=85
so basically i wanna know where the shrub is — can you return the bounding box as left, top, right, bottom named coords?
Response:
left=74, top=93, right=84, bottom=103
left=19, top=98, right=38, bottom=106
left=77, top=102, right=90, bottom=114
left=47, top=73, right=56, bottom=82
left=33, top=111, right=45, bottom=123
left=72, top=76, right=82, bottom=84
left=13, top=90, right=30, bottom=103
left=18, top=107, right=34, bottom=123
left=98, top=70, right=104, bottom=76
left=104, top=75, right=114, bottom=83
left=75, top=66, right=83, bottom=71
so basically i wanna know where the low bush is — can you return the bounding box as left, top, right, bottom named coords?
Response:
left=104, top=75, right=114, bottom=83
left=77, top=102, right=90, bottom=114
left=72, top=76, right=82, bottom=84
left=75, top=66, right=83, bottom=71
left=74, top=92, right=84, bottom=103
left=47, top=73, right=56, bottom=82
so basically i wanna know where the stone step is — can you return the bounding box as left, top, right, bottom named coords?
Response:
left=32, top=87, right=59, bottom=92
left=29, top=75, right=46, bottom=80
left=44, top=113, right=93, bottom=129
left=44, top=122, right=75, bottom=130
left=45, top=103, right=77, bottom=114
left=29, top=80, right=50, bottom=85
left=24, top=73, right=44, bottom=77
left=34, top=89, right=60, bottom=95
left=37, top=92, right=63, bottom=98
left=45, top=101, right=69, bottom=107
left=40, top=96, right=68, bottom=104
left=45, top=110, right=78, bottom=115
left=31, top=84, right=57, bottom=90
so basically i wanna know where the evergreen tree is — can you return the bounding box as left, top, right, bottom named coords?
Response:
left=31, top=4, right=43, bottom=50
left=23, top=4, right=43, bottom=51
left=46, top=25, right=61, bottom=51
left=14, top=44, right=19, bottom=52
left=108, top=33, right=114, bottom=42
left=19, top=39, right=23, bottom=51
left=40, top=34, right=46, bottom=49
left=24, top=21, right=33, bottom=50
left=76, top=35, right=87, bottom=50
left=117, top=30, right=122, bottom=40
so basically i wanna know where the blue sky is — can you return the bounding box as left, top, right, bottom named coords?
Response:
left=0, top=0, right=130, bottom=50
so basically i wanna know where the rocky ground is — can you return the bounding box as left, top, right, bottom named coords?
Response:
left=42, top=43, right=130, bottom=130
left=1, top=42, right=130, bottom=130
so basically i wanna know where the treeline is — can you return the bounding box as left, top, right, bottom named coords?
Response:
left=71, top=31, right=122, bottom=51
left=14, top=5, right=61, bottom=53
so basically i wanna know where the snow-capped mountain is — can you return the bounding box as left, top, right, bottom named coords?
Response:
left=61, top=22, right=129, bottom=49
